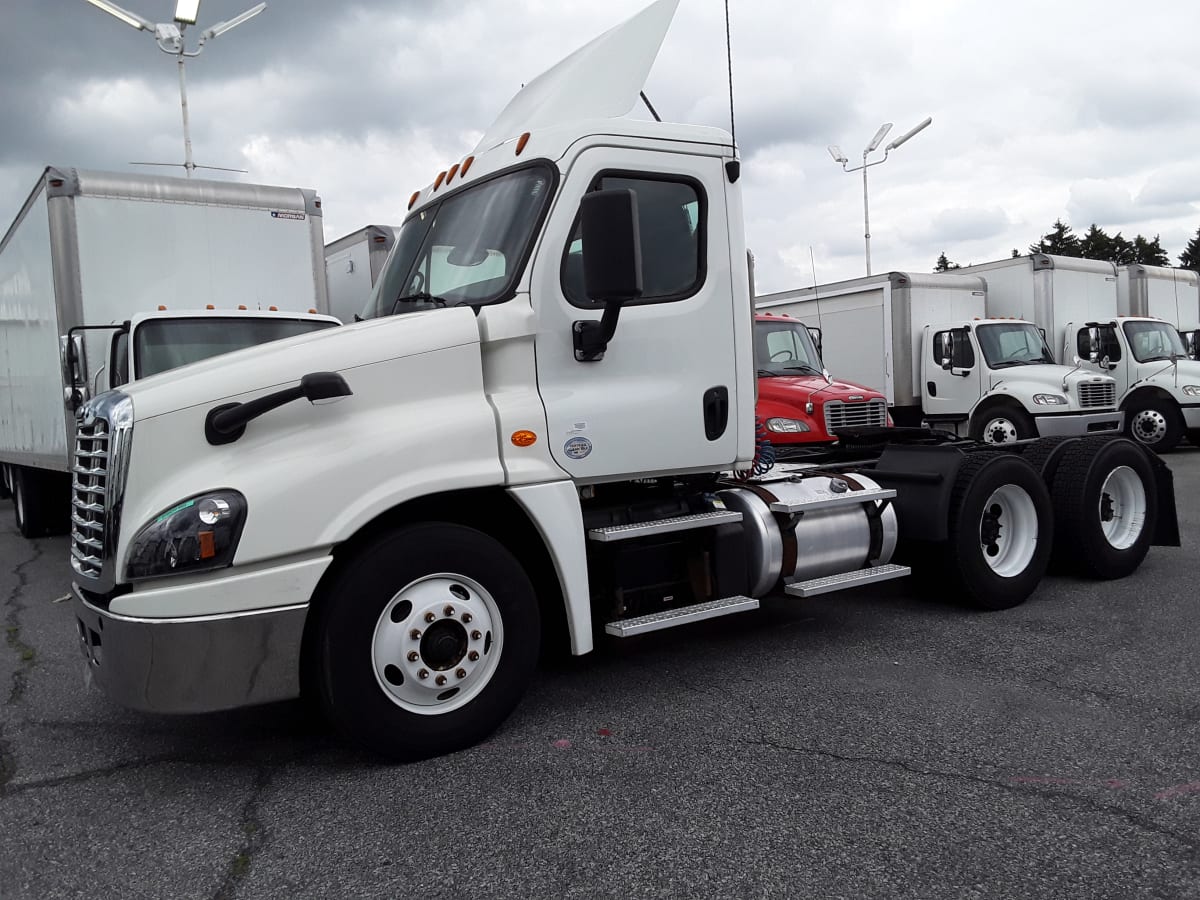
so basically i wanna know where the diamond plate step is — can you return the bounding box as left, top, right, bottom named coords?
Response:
left=784, top=563, right=911, bottom=598
left=769, top=487, right=896, bottom=514
left=588, top=510, right=743, bottom=542
left=604, top=595, right=759, bottom=637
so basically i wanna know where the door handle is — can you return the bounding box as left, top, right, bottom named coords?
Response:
left=703, top=386, right=729, bottom=441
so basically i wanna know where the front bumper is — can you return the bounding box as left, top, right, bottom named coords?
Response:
left=1034, top=410, right=1124, bottom=437
left=1181, top=404, right=1200, bottom=429
left=73, top=585, right=308, bottom=714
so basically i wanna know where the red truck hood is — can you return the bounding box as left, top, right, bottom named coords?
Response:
left=757, top=374, right=883, bottom=406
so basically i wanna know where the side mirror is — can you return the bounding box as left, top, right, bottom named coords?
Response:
left=573, top=189, right=643, bottom=362
left=60, top=333, right=89, bottom=411
left=807, top=326, right=823, bottom=358
left=205, top=371, right=352, bottom=445
left=937, top=332, right=954, bottom=370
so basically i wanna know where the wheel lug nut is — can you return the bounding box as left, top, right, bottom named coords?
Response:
left=407, top=651, right=419, bottom=662
left=443, top=606, right=455, bottom=617
left=468, top=650, right=480, bottom=662
left=456, top=668, right=467, bottom=679
left=471, top=630, right=482, bottom=641
left=410, top=629, right=422, bottom=640
left=424, top=612, right=436, bottom=623
left=462, top=613, right=473, bottom=624
left=435, top=674, right=447, bottom=686
left=418, top=669, right=429, bottom=680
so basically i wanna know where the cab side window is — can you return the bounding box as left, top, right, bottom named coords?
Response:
left=562, top=174, right=705, bottom=309
left=1076, top=327, right=1122, bottom=361
left=932, top=329, right=975, bottom=368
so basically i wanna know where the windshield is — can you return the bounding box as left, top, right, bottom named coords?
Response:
left=134, top=317, right=336, bottom=380
left=1122, top=319, right=1188, bottom=362
left=975, top=322, right=1055, bottom=369
left=363, top=165, right=555, bottom=319
left=754, top=319, right=823, bottom=376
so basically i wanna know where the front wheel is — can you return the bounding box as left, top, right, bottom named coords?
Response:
left=310, top=522, right=540, bottom=761
left=941, top=453, right=1053, bottom=610
left=1124, top=397, right=1182, bottom=453
left=969, top=404, right=1036, bottom=445
left=1186, top=428, right=1200, bottom=448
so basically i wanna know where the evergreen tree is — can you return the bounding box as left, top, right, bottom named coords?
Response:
left=1180, top=227, right=1200, bottom=270
left=1079, top=224, right=1114, bottom=261
left=1011, top=248, right=1021, bottom=258
left=1029, top=219, right=1082, bottom=257
left=1107, top=232, right=1135, bottom=265
left=934, top=252, right=960, bottom=272
left=1130, top=234, right=1169, bottom=266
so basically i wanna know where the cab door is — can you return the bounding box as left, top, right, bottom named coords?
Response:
left=920, top=324, right=982, bottom=420
left=530, top=146, right=741, bottom=481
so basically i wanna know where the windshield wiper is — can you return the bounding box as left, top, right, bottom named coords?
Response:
left=781, top=364, right=822, bottom=375
left=391, top=292, right=447, bottom=314
left=989, top=360, right=1030, bottom=369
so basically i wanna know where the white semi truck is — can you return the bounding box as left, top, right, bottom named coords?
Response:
left=951, top=254, right=1200, bottom=452
left=323, top=224, right=397, bottom=324
left=755, top=272, right=1122, bottom=443
left=1117, top=263, right=1200, bottom=360
left=68, top=1, right=1178, bottom=761
left=0, top=166, right=340, bottom=536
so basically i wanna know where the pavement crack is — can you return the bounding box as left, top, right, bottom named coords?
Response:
left=213, top=766, right=273, bottom=900
left=4, top=539, right=44, bottom=707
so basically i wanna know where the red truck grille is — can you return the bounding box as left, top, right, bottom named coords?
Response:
left=824, top=398, right=888, bottom=433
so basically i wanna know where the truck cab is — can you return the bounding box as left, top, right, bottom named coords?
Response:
left=920, top=317, right=1121, bottom=443
left=1065, top=315, right=1200, bottom=450
left=754, top=312, right=889, bottom=447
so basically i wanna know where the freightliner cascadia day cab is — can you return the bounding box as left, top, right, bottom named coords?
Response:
left=69, top=0, right=1179, bottom=761
left=756, top=272, right=1122, bottom=444
left=1117, top=263, right=1200, bottom=361
left=950, top=254, right=1200, bottom=452
left=0, top=167, right=339, bottom=536
left=323, top=224, right=398, bottom=325
left=753, top=312, right=891, bottom=453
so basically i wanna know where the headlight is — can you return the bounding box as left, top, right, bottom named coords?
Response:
left=1033, top=393, right=1068, bottom=406
left=1183, top=385, right=1200, bottom=397
left=125, top=490, right=247, bottom=581
left=765, top=417, right=811, bottom=433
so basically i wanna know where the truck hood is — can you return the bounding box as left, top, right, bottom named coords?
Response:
left=757, top=374, right=885, bottom=407
left=121, top=308, right=480, bottom=421
left=988, top=364, right=1117, bottom=411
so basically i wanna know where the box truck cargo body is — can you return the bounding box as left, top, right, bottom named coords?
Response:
left=0, top=166, right=337, bottom=535
left=953, top=254, right=1200, bottom=451
left=324, top=224, right=397, bottom=324
left=755, top=272, right=1120, bottom=442
left=1118, top=264, right=1200, bottom=358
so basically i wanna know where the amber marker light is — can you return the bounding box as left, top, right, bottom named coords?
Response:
left=408, top=191, right=420, bottom=210
left=434, top=170, right=447, bottom=190
left=158, top=305, right=167, bottom=310
left=269, top=305, right=278, bottom=311
left=515, top=132, right=530, bottom=155
left=206, top=304, right=215, bottom=309
left=511, top=430, right=538, bottom=447
left=461, top=156, right=475, bottom=176
left=446, top=163, right=460, bottom=183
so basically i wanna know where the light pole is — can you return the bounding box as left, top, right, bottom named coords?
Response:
left=828, top=116, right=932, bottom=275
left=82, top=0, right=267, bottom=177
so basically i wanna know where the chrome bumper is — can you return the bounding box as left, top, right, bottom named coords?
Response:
left=1034, top=410, right=1124, bottom=437
left=73, top=585, right=307, bottom=714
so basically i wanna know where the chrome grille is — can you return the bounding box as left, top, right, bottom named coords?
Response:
left=1078, top=381, right=1117, bottom=409
left=824, top=398, right=888, bottom=432
left=70, top=417, right=110, bottom=579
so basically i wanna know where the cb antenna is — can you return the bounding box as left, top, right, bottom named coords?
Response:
left=724, top=0, right=737, bottom=150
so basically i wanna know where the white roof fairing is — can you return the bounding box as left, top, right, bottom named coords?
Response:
left=473, top=0, right=681, bottom=154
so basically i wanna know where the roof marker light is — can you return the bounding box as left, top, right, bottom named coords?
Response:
left=238, top=304, right=247, bottom=309
left=158, top=305, right=167, bottom=310
left=206, top=304, right=215, bottom=309
left=515, top=132, right=530, bottom=155
left=461, top=156, right=475, bottom=176
left=269, top=305, right=278, bottom=311
left=434, top=171, right=447, bottom=190
left=447, top=163, right=460, bottom=183
left=408, top=191, right=420, bottom=210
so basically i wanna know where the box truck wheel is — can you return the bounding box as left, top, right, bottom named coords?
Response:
left=1124, top=397, right=1182, bottom=452
left=0, top=464, right=9, bottom=500
left=1049, top=437, right=1155, bottom=579
left=940, top=453, right=1052, bottom=610
left=1188, top=429, right=1200, bottom=448
left=969, top=404, right=1035, bottom=445
left=310, top=522, right=540, bottom=761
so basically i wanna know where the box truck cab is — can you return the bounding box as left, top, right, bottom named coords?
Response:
left=756, top=272, right=1121, bottom=444
left=952, top=254, right=1200, bottom=452
left=1118, top=263, right=1200, bottom=362
left=754, top=312, right=889, bottom=448
left=68, top=0, right=1176, bottom=762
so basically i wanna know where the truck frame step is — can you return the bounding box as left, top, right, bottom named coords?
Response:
left=604, top=595, right=758, bottom=637
left=588, top=510, right=742, bottom=542
left=769, top=486, right=896, bottom=514
left=784, top=563, right=911, bottom=598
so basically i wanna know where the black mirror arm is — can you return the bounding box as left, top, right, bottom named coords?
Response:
left=205, top=372, right=352, bottom=445
left=573, top=297, right=629, bottom=362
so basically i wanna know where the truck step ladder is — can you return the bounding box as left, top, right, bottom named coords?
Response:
left=785, top=563, right=911, bottom=598
left=604, top=595, right=759, bottom=637
left=588, top=510, right=742, bottom=542
left=769, top=487, right=895, bottom=514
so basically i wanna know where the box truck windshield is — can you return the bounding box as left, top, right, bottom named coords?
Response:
left=755, top=317, right=823, bottom=376
left=1122, top=319, right=1188, bottom=363
left=975, top=322, right=1056, bottom=368
left=131, top=317, right=337, bottom=380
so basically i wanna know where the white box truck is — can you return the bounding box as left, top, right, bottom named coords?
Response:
left=0, top=166, right=340, bottom=536
left=1117, top=263, right=1200, bottom=359
left=68, top=0, right=1177, bottom=761
left=755, top=272, right=1121, bottom=443
left=953, top=254, right=1200, bottom=451
left=324, top=224, right=397, bottom=324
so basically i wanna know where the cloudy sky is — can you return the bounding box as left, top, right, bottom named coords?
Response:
left=3, top=0, right=1200, bottom=292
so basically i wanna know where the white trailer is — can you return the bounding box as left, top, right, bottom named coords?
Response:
left=1117, top=264, right=1200, bottom=358
left=69, top=0, right=1177, bottom=762
left=756, top=272, right=1121, bottom=442
left=953, top=254, right=1200, bottom=451
left=0, top=166, right=339, bottom=536
left=324, top=225, right=397, bottom=324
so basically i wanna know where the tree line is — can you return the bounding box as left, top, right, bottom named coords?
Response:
left=935, top=222, right=1200, bottom=272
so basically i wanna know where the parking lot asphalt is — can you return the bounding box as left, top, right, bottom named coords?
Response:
left=1, top=447, right=1198, bottom=900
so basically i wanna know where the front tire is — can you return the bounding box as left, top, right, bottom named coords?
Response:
left=311, top=522, right=540, bottom=761
left=969, top=404, right=1036, bottom=445
left=941, top=453, right=1053, bottom=610
left=1125, top=397, right=1182, bottom=453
